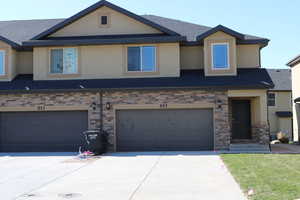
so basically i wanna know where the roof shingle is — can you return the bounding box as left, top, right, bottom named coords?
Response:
left=0, top=69, right=274, bottom=93
left=0, top=15, right=268, bottom=46
left=266, top=69, right=291, bottom=91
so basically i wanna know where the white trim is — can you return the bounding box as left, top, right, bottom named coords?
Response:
left=0, top=50, right=5, bottom=75
left=126, top=46, right=157, bottom=73
left=49, top=47, right=79, bottom=75
left=211, top=42, right=230, bottom=70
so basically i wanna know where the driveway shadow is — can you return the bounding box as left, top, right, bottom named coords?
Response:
left=0, top=152, right=77, bottom=157
left=104, top=151, right=219, bottom=157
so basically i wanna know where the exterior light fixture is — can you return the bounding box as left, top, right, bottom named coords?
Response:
left=216, top=99, right=222, bottom=109
left=106, top=102, right=111, bottom=110
left=91, top=102, right=97, bottom=110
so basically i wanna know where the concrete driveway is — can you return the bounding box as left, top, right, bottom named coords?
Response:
left=0, top=152, right=246, bottom=200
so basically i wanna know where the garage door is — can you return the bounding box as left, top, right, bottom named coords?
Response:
left=0, top=111, right=88, bottom=152
left=116, top=109, right=214, bottom=152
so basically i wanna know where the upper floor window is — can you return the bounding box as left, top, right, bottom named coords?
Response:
left=0, top=50, right=5, bottom=75
left=50, top=48, right=78, bottom=74
left=211, top=43, right=229, bottom=69
left=99, top=14, right=110, bottom=27
left=101, top=16, right=108, bottom=25
left=127, top=46, right=156, bottom=72
left=268, top=93, right=276, bottom=107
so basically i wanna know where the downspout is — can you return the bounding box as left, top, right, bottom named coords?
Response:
left=99, top=90, right=103, bottom=132
left=259, top=47, right=262, bottom=67
left=266, top=90, right=271, bottom=150
left=291, top=92, right=294, bottom=141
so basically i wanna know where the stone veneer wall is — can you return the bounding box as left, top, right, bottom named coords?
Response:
left=102, top=89, right=230, bottom=151
left=252, top=123, right=270, bottom=144
left=0, top=92, right=101, bottom=130
left=0, top=90, right=231, bottom=151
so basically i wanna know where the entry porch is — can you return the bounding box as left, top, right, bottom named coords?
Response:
left=228, top=90, right=270, bottom=152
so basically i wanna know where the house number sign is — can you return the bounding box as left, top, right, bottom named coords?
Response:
left=37, top=105, right=46, bottom=111
left=160, top=104, right=168, bottom=108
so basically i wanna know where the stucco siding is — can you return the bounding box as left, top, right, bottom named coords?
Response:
left=237, top=45, right=260, bottom=68
left=33, top=43, right=180, bottom=80
left=180, top=44, right=260, bottom=70
left=268, top=91, right=292, bottom=139
left=10, top=49, right=17, bottom=79
left=204, top=31, right=237, bottom=76
left=33, top=47, right=48, bottom=80
left=292, top=63, right=300, bottom=141
left=17, top=51, right=33, bottom=74
left=50, top=6, right=162, bottom=37
left=180, top=46, right=204, bottom=70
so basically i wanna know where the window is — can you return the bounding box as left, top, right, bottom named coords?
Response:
left=50, top=48, right=78, bottom=74
left=0, top=50, right=5, bottom=75
left=211, top=43, right=229, bottom=69
left=101, top=16, right=108, bottom=25
left=268, top=93, right=276, bottom=106
left=127, top=46, right=156, bottom=72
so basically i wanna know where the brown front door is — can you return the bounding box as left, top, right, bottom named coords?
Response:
left=231, top=100, right=252, bottom=140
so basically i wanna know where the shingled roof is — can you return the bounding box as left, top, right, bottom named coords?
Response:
left=0, top=69, right=274, bottom=93
left=267, top=69, right=291, bottom=91
left=0, top=14, right=268, bottom=47
left=143, top=15, right=266, bottom=42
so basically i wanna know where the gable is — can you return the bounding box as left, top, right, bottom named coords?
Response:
left=0, top=36, right=21, bottom=49
left=197, top=25, right=244, bottom=42
left=204, top=31, right=236, bottom=41
left=0, top=40, right=11, bottom=48
left=49, top=6, right=163, bottom=38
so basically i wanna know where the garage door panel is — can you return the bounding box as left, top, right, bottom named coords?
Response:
left=117, top=109, right=214, bottom=151
left=0, top=111, right=88, bottom=152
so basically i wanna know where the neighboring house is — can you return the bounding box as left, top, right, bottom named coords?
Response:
left=267, top=69, right=293, bottom=140
left=0, top=0, right=274, bottom=152
left=287, top=55, right=300, bottom=142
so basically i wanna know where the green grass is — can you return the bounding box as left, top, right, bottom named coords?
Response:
left=221, top=154, right=300, bottom=200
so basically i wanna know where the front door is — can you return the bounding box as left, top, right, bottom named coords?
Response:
left=231, top=100, right=252, bottom=140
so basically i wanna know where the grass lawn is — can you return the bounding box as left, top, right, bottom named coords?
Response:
left=221, top=154, right=300, bottom=200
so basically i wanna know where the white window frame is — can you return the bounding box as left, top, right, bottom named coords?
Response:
left=49, top=47, right=78, bottom=75
left=0, top=50, right=5, bottom=75
left=268, top=92, right=276, bottom=107
left=211, top=42, right=230, bottom=70
left=127, top=46, right=157, bottom=72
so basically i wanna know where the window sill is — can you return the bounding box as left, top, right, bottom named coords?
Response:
left=212, top=67, right=230, bottom=70
left=123, top=71, right=160, bottom=76
left=47, top=73, right=81, bottom=78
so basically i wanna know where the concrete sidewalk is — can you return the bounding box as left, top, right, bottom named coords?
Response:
left=1, top=152, right=246, bottom=200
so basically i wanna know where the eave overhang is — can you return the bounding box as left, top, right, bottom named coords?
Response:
left=23, top=36, right=187, bottom=47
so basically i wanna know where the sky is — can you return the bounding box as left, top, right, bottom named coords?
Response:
left=1, top=0, right=299, bottom=69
